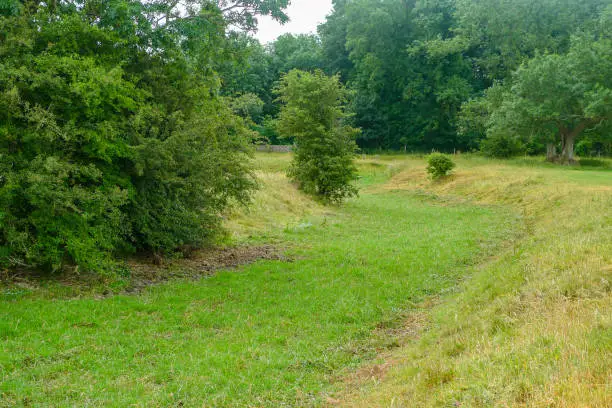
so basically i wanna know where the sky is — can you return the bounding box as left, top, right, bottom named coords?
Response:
left=254, top=0, right=334, bottom=44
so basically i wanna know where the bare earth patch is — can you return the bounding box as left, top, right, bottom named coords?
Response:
left=125, top=245, right=289, bottom=293
left=2, top=245, right=289, bottom=298
left=326, top=306, right=433, bottom=406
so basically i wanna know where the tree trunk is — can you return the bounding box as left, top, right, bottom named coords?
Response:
left=546, top=143, right=557, bottom=162
left=557, top=120, right=593, bottom=165
left=559, top=133, right=576, bottom=165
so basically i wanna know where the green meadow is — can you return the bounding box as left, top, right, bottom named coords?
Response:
left=2, top=154, right=610, bottom=407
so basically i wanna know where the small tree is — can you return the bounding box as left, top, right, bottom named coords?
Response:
left=427, top=153, right=456, bottom=179
left=276, top=70, right=359, bottom=203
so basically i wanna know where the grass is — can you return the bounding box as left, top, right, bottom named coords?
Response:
left=224, top=153, right=325, bottom=242
left=0, top=154, right=515, bottom=407
left=1, top=153, right=610, bottom=407
left=337, top=156, right=612, bottom=407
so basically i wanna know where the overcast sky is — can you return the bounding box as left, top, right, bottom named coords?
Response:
left=254, top=0, right=334, bottom=44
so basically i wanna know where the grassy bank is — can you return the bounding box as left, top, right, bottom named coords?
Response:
left=0, top=154, right=514, bottom=406
left=337, top=156, right=612, bottom=407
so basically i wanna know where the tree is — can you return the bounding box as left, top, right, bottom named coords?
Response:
left=219, top=33, right=325, bottom=123
left=218, top=34, right=277, bottom=116
left=215, top=0, right=290, bottom=31
left=229, top=93, right=265, bottom=123
left=0, top=0, right=264, bottom=273
left=276, top=70, right=359, bottom=203
left=482, top=37, right=612, bottom=163
left=453, top=0, right=608, bottom=81
left=270, top=34, right=324, bottom=74
left=339, top=0, right=473, bottom=151
left=317, top=0, right=609, bottom=153
left=318, top=0, right=354, bottom=81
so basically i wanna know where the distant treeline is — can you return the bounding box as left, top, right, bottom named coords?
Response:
left=221, top=0, right=612, bottom=158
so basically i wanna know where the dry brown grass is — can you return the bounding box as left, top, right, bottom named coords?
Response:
left=334, top=156, right=612, bottom=408
left=225, top=170, right=327, bottom=240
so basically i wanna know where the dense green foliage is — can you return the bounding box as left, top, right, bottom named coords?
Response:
left=426, top=153, right=456, bottom=179
left=0, top=1, right=293, bottom=273
left=219, top=32, right=324, bottom=120
left=477, top=37, right=612, bottom=163
left=276, top=70, right=359, bottom=203
left=220, top=0, right=611, bottom=156
left=317, top=0, right=610, bottom=152
left=335, top=0, right=473, bottom=151
left=479, top=134, right=525, bottom=159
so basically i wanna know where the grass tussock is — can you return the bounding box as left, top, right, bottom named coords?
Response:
left=337, top=156, right=612, bottom=407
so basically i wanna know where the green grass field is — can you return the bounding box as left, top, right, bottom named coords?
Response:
left=1, top=154, right=610, bottom=407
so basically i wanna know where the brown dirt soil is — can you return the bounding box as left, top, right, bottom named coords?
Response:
left=2, top=245, right=289, bottom=297
left=125, top=245, right=289, bottom=293
left=325, top=306, right=434, bottom=406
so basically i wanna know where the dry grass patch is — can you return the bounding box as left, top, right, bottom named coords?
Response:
left=335, top=156, right=612, bottom=408
left=225, top=169, right=327, bottom=240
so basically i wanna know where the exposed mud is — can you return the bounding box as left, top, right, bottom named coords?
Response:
left=2, top=245, right=289, bottom=298
left=125, top=244, right=289, bottom=294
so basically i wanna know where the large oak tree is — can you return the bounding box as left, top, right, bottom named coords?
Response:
left=483, top=37, right=612, bottom=163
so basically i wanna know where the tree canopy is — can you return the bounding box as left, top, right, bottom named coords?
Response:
left=276, top=70, right=359, bottom=203
left=0, top=0, right=290, bottom=273
left=482, top=37, right=612, bottom=163
left=217, top=0, right=610, bottom=155
left=309, top=0, right=611, bottom=153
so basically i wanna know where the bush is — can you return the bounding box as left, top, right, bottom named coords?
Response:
left=427, top=153, right=456, bottom=179
left=0, top=3, right=256, bottom=275
left=276, top=70, right=359, bottom=203
left=525, top=137, right=546, bottom=156
left=480, top=134, right=525, bottom=158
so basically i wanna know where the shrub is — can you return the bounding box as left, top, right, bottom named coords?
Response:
left=0, top=3, right=256, bottom=275
left=525, top=137, right=546, bottom=156
left=276, top=70, right=359, bottom=203
left=427, top=153, right=456, bottom=179
left=480, top=133, right=525, bottom=158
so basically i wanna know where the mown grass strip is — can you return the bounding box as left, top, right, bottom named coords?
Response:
left=0, top=157, right=516, bottom=407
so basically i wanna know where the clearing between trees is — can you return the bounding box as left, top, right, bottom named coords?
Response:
left=1, top=153, right=610, bottom=407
